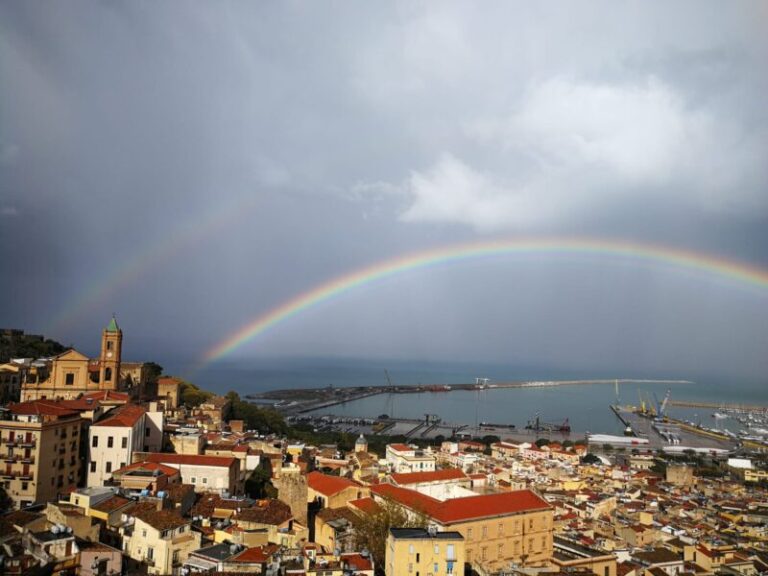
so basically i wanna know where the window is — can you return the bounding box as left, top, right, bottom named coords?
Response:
left=21, top=481, right=28, bottom=491
left=446, top=544, right=455, bottom=560
left=57, top=475, right=63, bottom=487
left=498, top=543, right=503, bottom=558
left=416, top=553, right=420, bottom=563
left=147, top=547, right=154, bottom=560
left=481, top=547, right=487, bottom=561
left=120, top=462, right=125, bottom=469
left=191, top=477, right=196, bottom=483
left=90, top=461, right=96, bottom=473
left=409, top=545, right=414, bottom=555
left=107, top=341, right=113, bottom=351
left=434, top=545, right=439, bottom=554
left=482, top=525, right=487, bottom=538
left=106, top=461, right=112, bottom=473
left=498, top=522, right=504, bottom=536
left=105, top=368, right=112, bottom=381
left=447, top=561, right=455, bottom=575
left=146, top=427, right=151, bottom=437
left=92, top=436, right=98, bottom=448
left=605, top=568, right=610, bottom=576
left=107, top=436, right=114, bottom=448
left=142, top=529, right=147, bottom=537
left=467, top=528, right=473, bottom=540
left=434, top=564, right=438, bottom=573
left=65, top=373, right=74, bottom=385
left=202, top=477, right=208, bottom=484
left=122, top=437, right=127, bottom=449
left=408, top=564, right=413, bottom=574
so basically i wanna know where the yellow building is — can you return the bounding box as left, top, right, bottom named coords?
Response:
left=372, top=483, right=553, bottom=571
left=121, top=506, right=201, bottom=575
left=0, top=399, right=83, bottom=509
left=20, top=317, right=128, bottom=402
left=385, top=528, right=465, bottom=576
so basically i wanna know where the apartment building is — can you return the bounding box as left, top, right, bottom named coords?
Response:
left=0, top=400, right=83, bottom=509
left=385, top=528, right=464, bottom=576
left=386, top=444, right=436, bottom=474
left=121, top=506, right=201, bottom=575
left=88, top=404, right=147, bottom=486
left=138, top=452, right=241, bottom=495
left=372, top=483, right=554, bottom=571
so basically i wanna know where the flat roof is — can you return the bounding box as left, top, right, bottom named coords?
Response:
left=390, top=528, right=463, bottom=540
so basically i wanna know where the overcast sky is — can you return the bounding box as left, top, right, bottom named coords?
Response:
left=1, top=1, right=767, bottom=381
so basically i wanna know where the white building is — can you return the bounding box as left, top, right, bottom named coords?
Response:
left=386, top=443, right=436, bottom=474
left=88, top=404, right=149, bottom=486
left=140, top=453, right=240, bottom=495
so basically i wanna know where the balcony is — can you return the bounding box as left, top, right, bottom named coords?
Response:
left=18, top=441, right=36, bottom=449
left=4, top=456, right=17, bottom=463
left=20, top=457, right=34, bottom=465
left=19, top=474, right=33, bottom=481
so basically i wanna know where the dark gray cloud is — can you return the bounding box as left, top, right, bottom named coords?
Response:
left=1, top=1, right=766, bottom=380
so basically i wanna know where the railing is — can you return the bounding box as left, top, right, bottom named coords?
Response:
left=18, top=441, right=36, bottom=448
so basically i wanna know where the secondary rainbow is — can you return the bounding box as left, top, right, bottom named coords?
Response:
left=202, top=237, right=768, bottom=364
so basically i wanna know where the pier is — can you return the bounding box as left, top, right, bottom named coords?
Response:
left=668, top=400, right=768, bottom=412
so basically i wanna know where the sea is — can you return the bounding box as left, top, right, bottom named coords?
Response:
left=181, top=356, right=768, bottom=436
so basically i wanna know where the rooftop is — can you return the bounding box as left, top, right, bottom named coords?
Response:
left=372, top=483, right=551, bottom=523
left=390, top=528, right=464, bottom=540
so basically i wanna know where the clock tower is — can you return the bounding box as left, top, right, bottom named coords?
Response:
left=99, top=315, right=122, bottom=390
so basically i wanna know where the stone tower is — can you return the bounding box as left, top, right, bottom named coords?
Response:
left=99, top=316, right=122, bottom=390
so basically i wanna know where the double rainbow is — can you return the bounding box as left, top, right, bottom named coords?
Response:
left=201, top=237, right=768, bottom=364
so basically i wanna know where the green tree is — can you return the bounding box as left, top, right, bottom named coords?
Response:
left=245, top=466, right=276, bottom=499
left=144, top=362, right=163, bottom=383
left=179, top=379, right=213, bottom=408
left=353, top=500, right=428, bottom=575
left=535, top=438, right=550, bottom=448
left=581, top=453, right=602, bottom=465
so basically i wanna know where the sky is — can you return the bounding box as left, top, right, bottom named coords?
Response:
left=1, top=1, right=767, bottom=382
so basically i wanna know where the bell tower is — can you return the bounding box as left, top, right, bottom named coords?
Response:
left=99, top=315, right=122, bottom=390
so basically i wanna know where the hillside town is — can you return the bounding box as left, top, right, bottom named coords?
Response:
left=0, top=321, right=767, bottom=576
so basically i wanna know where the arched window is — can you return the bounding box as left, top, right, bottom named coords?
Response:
left=105, top=368, right=112, bottom=382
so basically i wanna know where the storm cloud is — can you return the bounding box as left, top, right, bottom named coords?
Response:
left=1, top=1, right=766, bottom=381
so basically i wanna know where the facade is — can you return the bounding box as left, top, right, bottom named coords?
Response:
left=307, top=471, right=368, bottom=509
left=20, top=317, right=130, bottom=402
left=386, top=444, right=437, bottom=474
left=385, top=528, right=464, bottom=576
left=121, top=507, right=201, bottom=575
left=157, top=376, right=182, bottom=409
left=138, top=452, right=241, bottom=495
left=0, top=400, right=83, bottom=509
left=88, top=404, right=148, bottom=486
left=372, top=483, right=554, bottom=571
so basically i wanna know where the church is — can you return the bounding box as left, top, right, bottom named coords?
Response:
left=19, top=317, right=143, bottom=402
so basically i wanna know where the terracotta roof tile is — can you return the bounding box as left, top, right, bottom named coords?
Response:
left=307, top=471, right=359, bottom=496
left=371, top=483, right=551, bottom=523
left=93, top=404, right=146, bottom=427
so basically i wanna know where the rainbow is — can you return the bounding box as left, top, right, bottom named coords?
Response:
left=201, top=237, right=768, bottom=365
left=47, top=198, right=260, bottom=338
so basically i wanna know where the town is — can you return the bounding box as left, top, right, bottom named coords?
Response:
left=0, top=320, right=767, bottom=576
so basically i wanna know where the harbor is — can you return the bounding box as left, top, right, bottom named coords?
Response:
left=253, top=378, right=768, bottom=454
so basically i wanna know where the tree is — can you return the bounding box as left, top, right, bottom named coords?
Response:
left=144, top=362, right=163, bottom=383
left=582, top=453, right=602, bottom=465
left=179, top=379, right=213, bottom=408
left=535, top=438, right=551, bottom=448
left=245, top=466, right=276, bottom=499
left=225, top=391, right=287, bottom=435
left=353, top=500, right=428, bottom=574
